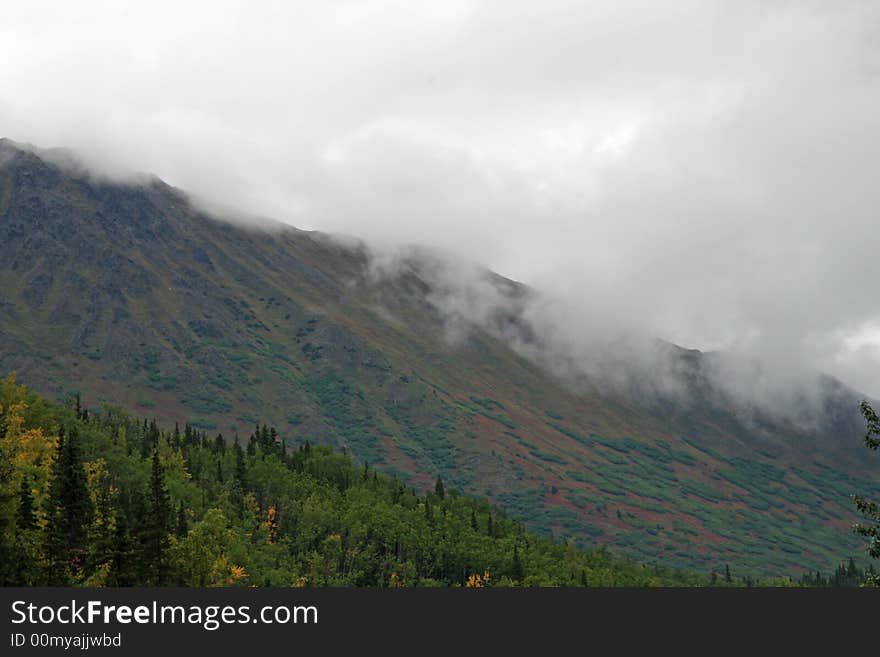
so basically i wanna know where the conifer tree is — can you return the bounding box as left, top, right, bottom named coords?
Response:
left=16, top=476, right=36, bottom=532
left=12, top=476, right=39, bottom=584
left=511, top=544, right=524, bottom=583
left=109, top=505, right=136, bottom=586
left=141, top=449, right=172, bottom=584
left=44, top=427, right=93, bottom=584
left=234, top=441, right=246, bottom=486
left=85, top=461, right=118, bottom=583
left=434, top=477, right=445, bottom=500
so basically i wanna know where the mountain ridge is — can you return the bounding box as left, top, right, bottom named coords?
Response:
left=1, top=138, right=877, bottom=576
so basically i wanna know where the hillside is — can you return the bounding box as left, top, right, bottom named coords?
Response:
left=0, top=374, right=713, bottom=587
left=1, top=138, right=878, bottom=576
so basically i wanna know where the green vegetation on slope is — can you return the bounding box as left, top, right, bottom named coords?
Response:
left=1, top=375, right=723, bottom=587
left=2, top=141, right=877, bottom=579
left=522, top=421, right=880, bottom=575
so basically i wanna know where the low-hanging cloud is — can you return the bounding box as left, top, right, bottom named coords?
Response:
left=2, top=1, right=880, bottom=396
left=360, top=240, right=839, bottom=435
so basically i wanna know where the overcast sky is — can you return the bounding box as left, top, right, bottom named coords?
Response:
left=3, top=1, right=880, bottom=394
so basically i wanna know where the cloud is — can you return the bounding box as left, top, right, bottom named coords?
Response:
left=2, top=1, right=880, bottom=395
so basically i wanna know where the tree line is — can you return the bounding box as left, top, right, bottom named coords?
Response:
left=0, top=374, right=875, bottom=587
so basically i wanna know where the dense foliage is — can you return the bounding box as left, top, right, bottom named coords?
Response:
left=0, top=375, right=710, bottom=587
left=0, top=374, right=872, bottom=587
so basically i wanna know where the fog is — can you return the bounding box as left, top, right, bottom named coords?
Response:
left=2, top=1, right=880, bottom=398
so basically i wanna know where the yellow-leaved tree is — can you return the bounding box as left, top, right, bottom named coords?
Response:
left=1, top=375, right=59, bottom=583
left=170, top=508, right=249, bottom=586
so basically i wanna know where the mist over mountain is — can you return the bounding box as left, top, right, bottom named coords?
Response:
left=2, top=138, right=878, bottom=576
left=5, top=2, right=880, bottom=402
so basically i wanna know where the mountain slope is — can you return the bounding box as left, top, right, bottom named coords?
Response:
left=1, top=138, right=877, bottom=576
left=4, top=375, right=721, bottom=587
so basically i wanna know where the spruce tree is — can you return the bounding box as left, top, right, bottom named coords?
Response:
left=44, top=427, right=93, bottom=584
left=176, top=503, right=187, bottom=537
left=16, top=476, right=36, bottom=532
left=141, top=449, right=172, bottom=584
left=234, top=441, right=246, bottom=486
left=88, top=487, right=117, bottom=582
left=109, top=504, right=136, bottom=586
left=12, top=476, right=39, bottom=584
left=511, top=544, right=524, bottom=583
left=434, top=477, right=445, bottom=500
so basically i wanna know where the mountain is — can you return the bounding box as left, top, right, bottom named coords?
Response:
left=1, top=374, right=722, bottom=587
left=1, top=138, right=877, bottom=576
